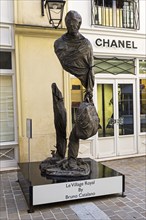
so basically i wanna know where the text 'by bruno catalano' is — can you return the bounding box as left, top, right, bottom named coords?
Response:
left=65, top=180, right=96, bottom=200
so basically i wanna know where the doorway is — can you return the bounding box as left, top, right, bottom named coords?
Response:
left=95, top=79, right=137, bottom=158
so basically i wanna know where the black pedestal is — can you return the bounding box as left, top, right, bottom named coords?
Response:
left=18, top=158, right=125, bottom=213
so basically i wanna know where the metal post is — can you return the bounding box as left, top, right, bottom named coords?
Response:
left=26, top=119, right=32, bottom=163
left=26, top=119, right=32, bottom=182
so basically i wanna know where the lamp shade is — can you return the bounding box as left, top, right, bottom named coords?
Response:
left=45, top=0, right=66, bottom=28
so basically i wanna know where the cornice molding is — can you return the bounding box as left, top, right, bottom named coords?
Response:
left=15, top=24, right=66, bottom=38
left=81, top=27, right=146, bottom=39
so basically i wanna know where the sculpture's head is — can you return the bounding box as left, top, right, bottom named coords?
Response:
left=65, top=10, right=82, bottom=36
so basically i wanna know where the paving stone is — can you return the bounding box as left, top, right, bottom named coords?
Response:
left=0, top=207, right=6, bottom=212
left=61, top=208, right=75, bottom=215
left=115, top=210, right=134, bottom=219
left=102, top=199, right=114, bottom=206
left=134, top=206, right=146, bottom=213
left=42, top=211, right=54, bottom=219
left=141, top=212, right=146, bottom=218
left=137, top=218, right=146, bottom=220
left=43, top=218, right=56, bottom=220
left=125, top=201, right=138, bottom=207
left=6, top=202, right=16, bottom=208
left=8, top=213, right=19, bottom=219
left=30, top=211, right=42, bottom=217
left=106, top=205, right=121, bottom=212
left=115, top=201, right=127, bottom=207
left=0, top=211, right=7, bottom=218
left=5, top=198, right=15, bottom=205
left=121, top=205, right=134, bottom=212
left=94, top=203, right=108, bottom=211
left=31, top=217, right=44, bottom=220
left=128, top=211, right=144, bottom=219
left=138, top=203, right=146, bottom=210
left=53, top=212, right=67, bottom=219
left=50, top=208, right=62, bottom=214
left=110, top=215, right=123, bottom=220
left=66, top=214, right=80, bottom=220
left=71, top=202, right=110, bottom=220
left=132, top=198, right=144, bottom=204
left=7, top=207, right=18, bottom=214
left=19, top=213, right=32, bottom=220
left=3, top=190, right=12, bottom=194
left=103, top=209, right=115, bottom=217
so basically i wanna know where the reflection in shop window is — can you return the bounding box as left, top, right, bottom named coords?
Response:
left=0, top=76, right=15, bottom=142
left=118, top=84, right=134, bottom=135
left=97, top=84, right=114, bottom=137
left=140, top=79, right=146, bottom=132
left=139, top=60, right=146, bottom=74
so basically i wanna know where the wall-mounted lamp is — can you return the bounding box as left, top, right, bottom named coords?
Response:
left=41, top=0, right=66, bottom=29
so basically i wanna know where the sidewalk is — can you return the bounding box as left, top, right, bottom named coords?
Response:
left=0, top=156, right=146, bottom=220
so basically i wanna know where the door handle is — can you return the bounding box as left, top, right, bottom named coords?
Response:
left=108, top=118, right=124, bottom=126
left=116, top=118, right=124, bottom=125
left=108, top=118, right=116, bottom=126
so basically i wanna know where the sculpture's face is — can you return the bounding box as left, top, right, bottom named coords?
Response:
left=65, top=11, right=82, bottom=36
left=66, top=18, right=81, bottom=36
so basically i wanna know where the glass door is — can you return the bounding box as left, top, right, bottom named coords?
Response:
left=95, top=79, right=136, bottom=158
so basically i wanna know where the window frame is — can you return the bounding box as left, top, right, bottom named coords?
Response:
left=0, top=50, right=18, bottom=146
left=93, top=57, right=136, bottom=75
left=0, top=51, right=14, bottom=75
left=91, top=0, right=140, bottom=30
left=138, top=60, right=146, bottom=134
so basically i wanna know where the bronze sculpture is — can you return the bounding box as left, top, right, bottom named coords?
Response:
left=40, top=10, right=99, bottom=177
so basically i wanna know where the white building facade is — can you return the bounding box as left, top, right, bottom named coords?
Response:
left=0, top=0, right=18, bottom=169
left=68, top=0, right=146, bottom=160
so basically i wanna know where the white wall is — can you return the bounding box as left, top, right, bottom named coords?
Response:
left=67, top=0, right=91, bottom=28
left=139, top=0, right=146, bottom=34
left=0, top=0, right=14, bottom=49
left=0, top=0, right=13, bottom=23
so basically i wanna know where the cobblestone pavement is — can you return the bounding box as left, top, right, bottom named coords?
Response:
left=0, top=156, right=146, bottom=220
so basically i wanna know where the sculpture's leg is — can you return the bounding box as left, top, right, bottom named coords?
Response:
left=52, top=83, right=67, bottom=159
left=56, top=131, right=67, bottom=158
left=68, top=126, right=79, bottom=169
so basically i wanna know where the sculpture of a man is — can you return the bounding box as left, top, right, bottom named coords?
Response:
left=54, top=10, right=95, bottom=169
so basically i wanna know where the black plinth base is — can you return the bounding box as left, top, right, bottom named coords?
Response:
left=18, top=158, right=125, bottom=213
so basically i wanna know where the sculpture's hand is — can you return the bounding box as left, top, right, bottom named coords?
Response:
left=84, top=91, right=93, bottom=103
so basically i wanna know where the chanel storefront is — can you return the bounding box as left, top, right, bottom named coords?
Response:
left=70, top=32, right=146, bottom=160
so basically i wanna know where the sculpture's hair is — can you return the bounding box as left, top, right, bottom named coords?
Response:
left=65, top=10, right=82, bottom=27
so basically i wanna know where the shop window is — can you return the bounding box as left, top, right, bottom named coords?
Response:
left=139, top=60, right=146, bottom=133
left=94, top=57, right=135, bottom=75
left=71, top=78, right=85, bottom=126
left=139, top=79, right=146, bottom=133
left=91, top=0, right=140, bottom=29
left=118, top=84, right=134, bottom=135
left=97, top=84, right=114, bottom=137
left=0, top=51, right=12, bottom=69
left=0, top=76, right=15, bottom=142
left=139, top=60, right=146, bottom=74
